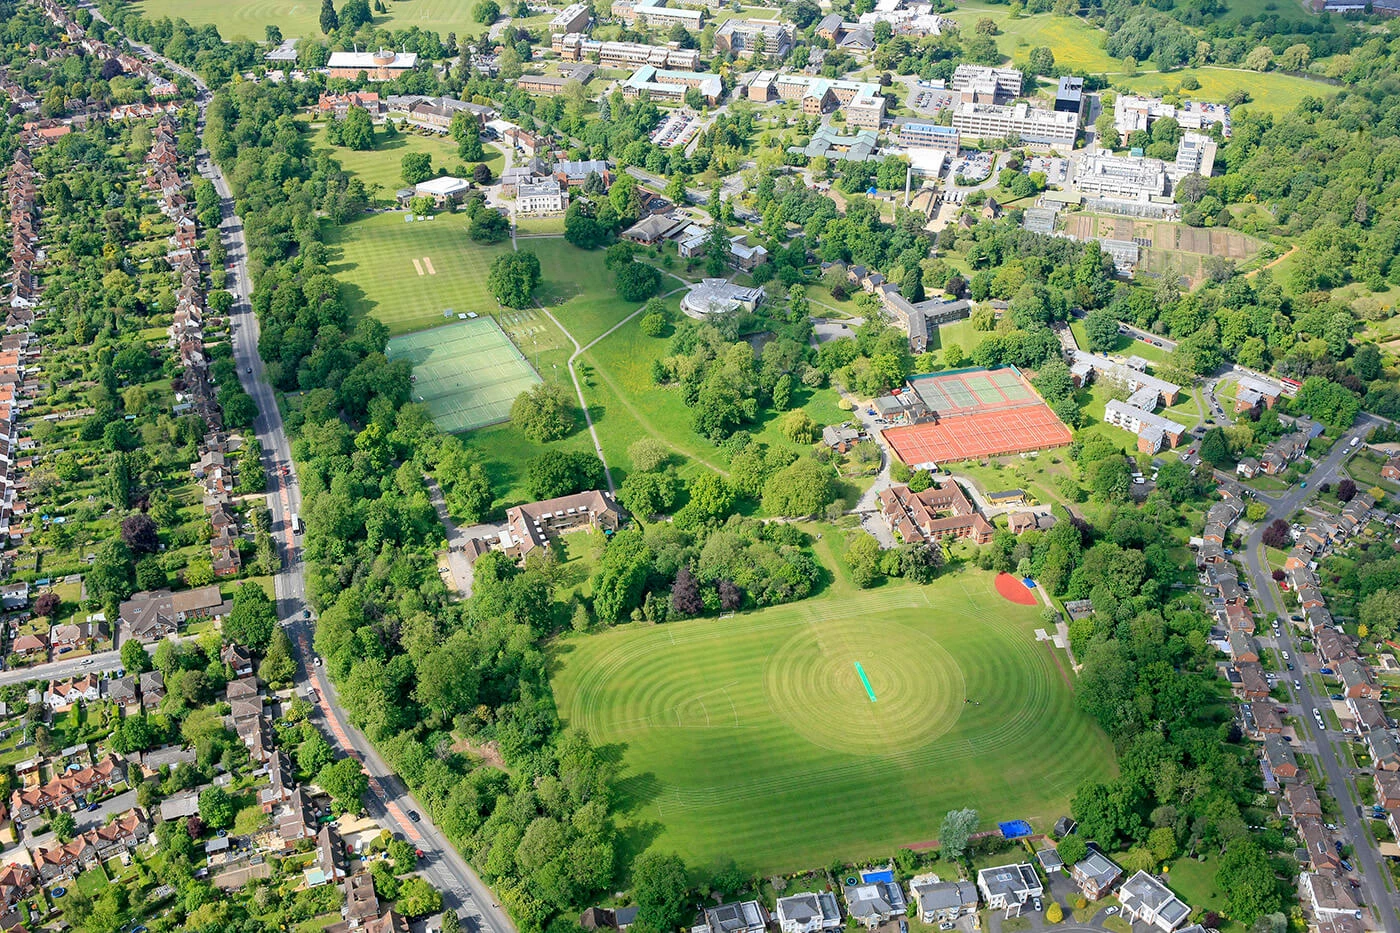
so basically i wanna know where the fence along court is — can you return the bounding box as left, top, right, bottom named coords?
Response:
left=387, top=316, right=542, bottom=433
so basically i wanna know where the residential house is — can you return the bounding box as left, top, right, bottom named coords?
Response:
left=0, top=580, right=28, bottom=609
left=701, top=901, right=769, bottom=933
left=104, top=675, right=139, bottom=713
left=261, top=751, right=295, bottom=813
left=10, top=631, right=46, bottom=660
left=1248, top=701, right=1283, bottom=736
left=317, top=823, right=348, bottom=884
left=1349, top=696, right=1387, bottom=734
left=1236, top=661, right=1269, bottom=701
left=1227, top=631, right=1258, bottom=664
left=1316, top=629, right=1357, bottom=665
left=0, top=862, right=36, bottom=910
left=1301, top=872, right=1360, bottom=919
left=1339, top=660, right=1378, bottom=699
left=278, top=785, right=316, bottom=847
left=842, top=881, right=906, bottom=929
left=222, top=643, right=253, bottom=677
left=1382, top=457, right=1400, bottom=482
left=8, top=756, right=124, bottom=820
left=343, top=870, right=380, bottom=928
left=1263, top=734, right=1299, bottom=784
left=1071, top=851, right=1123, bottom=900
left=1296, top=818, right=1344, bottom=873
left=159, top=788, right=200, bottom=821
left=45, top=674, right=101, bottom=710
left=495, top=490, right=624, bottom=561
left=775, top=893, right=843, bottom=933
left=908, top=876, right=978, bottom=924
left=226, top=677, right=259, bottom=700
left=1117, top=871, right=1190, bottom=932
left=976, top=864, right=1042, bottom=911
left=1375, top=770, right=1400, bottom=810
left=140, top=671, right=165, bottom=710
left=1368, top=729, right=1400, bottom=771
left=138, top=744, right=196, bottom=778
left=49, top=621, right=107, bottom=654
left=1282, top=782, right=1322, bottom=820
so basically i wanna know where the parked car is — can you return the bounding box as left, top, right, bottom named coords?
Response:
left=1320, top=668, right=1334, bottom=675
left=1294, top=680, right=1302, bottom=690
left=408, top=810, right=421, bottom=823
left=1033, top=899, right=1042, bottom=912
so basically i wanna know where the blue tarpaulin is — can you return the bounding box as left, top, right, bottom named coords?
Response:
left=1022, top=578, right=1037, bottom=588
left=999, top=820, right=1034, bottom=839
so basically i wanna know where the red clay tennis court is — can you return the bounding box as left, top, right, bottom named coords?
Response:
left=882, top=367, right=1072, bottom=466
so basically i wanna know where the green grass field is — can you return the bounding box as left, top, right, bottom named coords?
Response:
left=388, top=317, right=541, bottom=432
left=323, top=211, right=512, bottom=335
left=1115, top=67, right=1334, bottom=118
left=133, top=0, right=491, bottom=42
left=944, top=9, right=1120, bottom=74
left=552, top=569, right=1116, bottom=873
left=308, top=123, right=504, bottom=198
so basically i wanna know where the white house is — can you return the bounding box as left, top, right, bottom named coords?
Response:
left=774, top=893, right=842, bottom=933
left=1117, top=871, right=1190, bottom=932
left=976, top=864, right=1042, bottom=911
left=909, top=875, right=979, bottom=924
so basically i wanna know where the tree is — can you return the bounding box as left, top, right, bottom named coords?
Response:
left=1034, top=359, right=1075, bottom=403
left=1046, top=901, right=1063, bottom=924
left=473, top=163, right=493, bottom=185
left=1084, top=307, right=1120, bottom=353
left=442, top=913, right=462, bottom=933
left=488, top=251, right=542, bottom=308
left=633, top=853, right=691, bottom=932
left=198, top=786, right=236, bottom=829
left=52, top=811, right=77, bottom=842
left=88, top=540, right=136, bottom=605
left=317, top=758, right=369, bottom=812
left=671, top=566, right=703, bottom=616
left=340, top=106, right=376, bottom=150
left=640, top=313, right=666, bottom=337
left=511, top=382, right=575, bottom=442
left=1056, top=833, right=1087, bottom=866
left=474, top=0, right=500, bottom=22
left=1359, top=589, right=1400, bottom=641
left=34, top=592, right=60, bottom=619
left=1262, top=519, right=1291, bottom=550
left=1216, top=840, right=1281, bottom=925
left=1199, top=427, right=1232, bottom=467
left=616, top=262, right=662, bottom=302
left=225, top=582, right=277, bottom=654
left=1027, top=46, right=1055, bottom=76
left=629, top=438, right=671, bottom=473
left=704, top=223, right=731, bottom=277
left=401, top=152, right=433, bottom=186
left=120, top=513, right=160, bottom=554
left=939, top=808, right=979, bottom=860
left=761, top=458, right=835, bottom=517
left=564, top=200, right=609, bottom=250
left=320, top=0, right=339, bottom=33
left=397, top=877, right=444, bottom=917
left=469, top=209, right=510, bottom=243
left=1337, top=478, right=1357, bottom=502
left=260, top=627, right=297, bottom=684
left=846, top=534, right=882, bottom=588
left=526, top=450, right=604, bottom=499
left=121, top=638, right=151, bottom=674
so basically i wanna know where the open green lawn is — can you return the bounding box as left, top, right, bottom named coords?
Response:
left=132, top=0, right=491, bottom=42
left=552, top=568, right=1116, bottom=874
left=323, top=211, right=513, bottom=335
left=1115, top=67, right=1334, bottom=118
left=944, top=9, right=1121, bottom=74
left=308, top=123, right=503, bottom=198
left=929, top=318, right=993, bottom=366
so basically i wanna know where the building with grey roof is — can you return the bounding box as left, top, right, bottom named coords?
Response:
left=1117, top=871, right=1190, bottom=932
left=700, top=901, right=768, bottom=933
left=976, top=864, right=1042, bottom=910
left=908, top=876, right=978, bottom=923
left=775, top=893, right=842, bottom=933
left=789, top=125, right=880, bottom=161
left=680, top=279, right=765, bottom=317
left=1071, top=850, right=1123, bottom=900
left=843, top=880, right=906, bottom=928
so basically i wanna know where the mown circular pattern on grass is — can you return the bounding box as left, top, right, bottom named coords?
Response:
left=762, top=620, right=964, bottom=754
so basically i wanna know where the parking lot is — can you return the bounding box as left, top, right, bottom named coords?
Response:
left=650, top=109, right=701, bottom=148
left=909, top=88, right=955, bottom=113
left=1023, top=156, right=1068, bottom=185
left=953, top=151, right=993, bottom=182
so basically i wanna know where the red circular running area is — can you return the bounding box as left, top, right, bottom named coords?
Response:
left=995, top=573, right=1038, bottom=605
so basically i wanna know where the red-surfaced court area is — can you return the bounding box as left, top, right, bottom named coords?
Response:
left=995, top=572, right=1039, bottom=605
left=883, top=405, right=1073, bottom=465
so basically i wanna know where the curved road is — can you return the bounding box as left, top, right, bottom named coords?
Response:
left=114, top=35, right=517, bottom=933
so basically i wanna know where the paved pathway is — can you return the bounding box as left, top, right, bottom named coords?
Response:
left=424, top=475, right=475, bottom=597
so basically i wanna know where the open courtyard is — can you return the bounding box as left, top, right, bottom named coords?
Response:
left=551, top=569, right=1116, bottom=874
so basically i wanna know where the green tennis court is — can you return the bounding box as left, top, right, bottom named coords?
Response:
left=387, top=317, right=541, bottom=433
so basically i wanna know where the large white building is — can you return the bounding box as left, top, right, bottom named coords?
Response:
left=515, top=177, right=568, bottom=214
left=549, top=2, right=592, bottom=32
left=951, top=101, right=1078, bottom=149
left=1074, top=153, right=1168, bottom=200
left=611, top=0, right=703, bottom=29
left=553, top=33, right=701, bottom=69
left=1113, top=95, right=1231, bottom=144
left=747, top=72, right=885, bottom=129
left=622, top=65, right=722, bottom=104
left=681, top=279, right=765, bottom=316
left=1174, top=132, right=1217, bottom=177
left=951, top=64, right=1023, bottom=101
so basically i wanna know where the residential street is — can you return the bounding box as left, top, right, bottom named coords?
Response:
left=1238, top=415, right=1398, bottom=933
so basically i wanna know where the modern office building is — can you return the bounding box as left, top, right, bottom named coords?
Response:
left=951, top=101, right=1078, bottom=148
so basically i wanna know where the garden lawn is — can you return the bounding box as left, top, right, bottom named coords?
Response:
left=929, top=318, right=992, bottom=366
left=552, top=567, right=1115, bottom=874
left=308, top=123, right=503, bottom=197
left=323, top=212, right=513, bottom=335
left=943, top=9, right=1120, bottom=74
left=1164, top=854, right=1236, bottom=930
left=132, top=0, right=495, bottom=42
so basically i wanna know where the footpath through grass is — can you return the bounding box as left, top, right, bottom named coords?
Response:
left=552, top=566, right=1115, bottom=874
left=133, top=0, right=495, bottom=41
